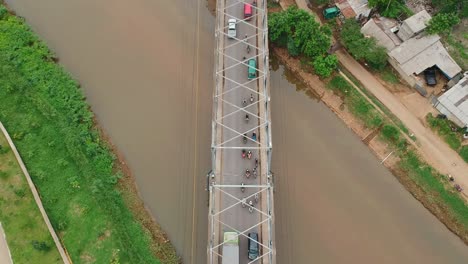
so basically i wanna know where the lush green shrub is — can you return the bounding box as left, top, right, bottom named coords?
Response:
left=269, top=6, right=334, bottom=74
left=426, top=13, right=461, bottom=35
left=340, top=19, right=388, bottom=71
left=312, top=54, right=338, bottom=78
left=431, top=0, right=468, bottom=18
left=381, top=124, right=400, bottom=142
left=32, top=240, right=51, bottom=252
left=327, top=76, right=351, bottom=95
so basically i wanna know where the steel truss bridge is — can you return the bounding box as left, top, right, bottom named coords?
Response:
left=208, top=0, right=275, bottom=263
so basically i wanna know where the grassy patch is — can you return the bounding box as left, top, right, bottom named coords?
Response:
left=399, top=152, right=468, bottom=229
left=442, top=34, right=468, bottom=70
left=380, top=68, right=400, bottom=84
left=426, top=113, right=463, bottom=151
left=267, top=0, right=281, bottom=8
left=339, top=67, right=411, bottom=137
left=0, top=134, right=62, bottom=264
left=0, top=5, right=177, bottom=264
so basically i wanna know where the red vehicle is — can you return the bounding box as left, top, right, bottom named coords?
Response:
left=244, top=3, right=252, bottom=20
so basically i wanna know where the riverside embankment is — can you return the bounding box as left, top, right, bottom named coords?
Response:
left=6, top=0, right=468, bottom=263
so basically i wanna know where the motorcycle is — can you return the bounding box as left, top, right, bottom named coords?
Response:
left=255, top=158, right=258, bottom=168
left=242, top=99, right=247, bottom=106
left=245, top=169, right=251, bottom=178
left=250, top=94, right=254, bottom=103
left=243, top=134, right=248, bottom=144
left=247, top=45, right=250, bottom=53
left=241, top=182, right=245, bottom=193
left=247, top=150, right=252, bottom=159
left=252, top=132, right=257, bottom=141
left=248, top=200, right=254, bottom=213
left=254, top=194, right=259, bottom=203
left=252, top=167, right=257, bottom=178
left=241, top=197, right=246, bottom=208
left=242, top=149, right=246, bottom=159
left=245, top=114, right=249, bottom=123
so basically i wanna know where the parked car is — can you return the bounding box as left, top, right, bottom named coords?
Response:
left=424, top=67, right=437, bottom=86
left=248, top=232, right=259, bottom=260
left=244, top=3, right=253, bottom=20
left=227, top=18, right=236, bottom=39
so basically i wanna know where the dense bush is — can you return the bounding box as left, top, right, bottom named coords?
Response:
left=340, top=19, right=388, bottom=71
left=312, top=55, right=338, bottom=78
left=0, top=5, right=174, bottom=264
left=269, top=6, right=335, bottom=77
left=381, top=124, right=400, bottom=142
left=426, top=13, right=461, bottom=35
left=431, top=0, right=468, bottom=18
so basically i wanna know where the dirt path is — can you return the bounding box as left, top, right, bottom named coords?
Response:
left=0, top=224, right=12, bottom=264
left=336, top=50, right=468, bottom=194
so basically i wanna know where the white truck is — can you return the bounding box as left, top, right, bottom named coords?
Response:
left=222, top=232, right=239, bottom=264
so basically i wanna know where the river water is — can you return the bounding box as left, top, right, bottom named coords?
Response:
left=6, top=0, right=468, bottom=263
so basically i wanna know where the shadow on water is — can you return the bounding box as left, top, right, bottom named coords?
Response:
left=270, top=54, right=321, bottom=101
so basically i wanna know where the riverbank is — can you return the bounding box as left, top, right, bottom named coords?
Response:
left=272, top=46, right=468, bottom=245
left=0, top=4, right=178, bottom=263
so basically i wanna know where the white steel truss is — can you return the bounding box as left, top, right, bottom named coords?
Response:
left=208, top=0, right=275, bottom=263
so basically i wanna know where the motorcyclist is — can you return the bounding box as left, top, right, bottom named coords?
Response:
left=252, top=132, right=257, bottom=140
left=247, top=150, right=252, bottom=159
left=245, top=169, right=251, bottom=178
left=245, top=114, right=249, bottom=121
left=242, top=99, right=247, bottom=106
left=241, top=182, right=245, bottom=192
left=242, top=149, right=246, bottom=158
left=250, top=94, right=254, bottom=102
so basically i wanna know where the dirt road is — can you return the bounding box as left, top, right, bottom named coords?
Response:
left=337, top=50, right=468, bottom=194
left=0, top=224, right=12, bottom=264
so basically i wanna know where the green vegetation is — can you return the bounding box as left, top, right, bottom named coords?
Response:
left=267, top=0, right=281, bottom=8
left=327, top=76, right=383, bottom=128
left=340, top=19, right=388, bottom=71
left=431, top=0, right=468, bottom=18
left=443, top=34, right=468, bottom=70
left=426, top=13, right=461, bottom=35
left=426, top=113, right=462, bottom=150
left=426, top=113, right=468, bottom=163
left=380, top=67, right=400, bottom=84
left=0, top=4, right=177, bottom=263
left=400, top=151, right=468, bottom=229
left=0, top=133, right=62, bottom=264
left=368, top=0, right=412, bottom=19
left=269, top=7, right=337, bottom=77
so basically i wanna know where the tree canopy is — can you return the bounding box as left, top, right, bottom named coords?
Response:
left=426, top=13, right=461, bottom=35
left=268, top=6, right=336, bottom=77
left=340, top=19, right=387, bottom=70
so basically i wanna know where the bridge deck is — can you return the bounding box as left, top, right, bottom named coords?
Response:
left=208, top=1, right=275, bottom=263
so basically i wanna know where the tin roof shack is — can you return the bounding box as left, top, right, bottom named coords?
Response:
left=361, top=10, right=462, bottom=92
left=434, top=72, right=468, bottom=127
left=396, top=10, right=431, bottom=41
left=335, top=0, right=371, bottom=19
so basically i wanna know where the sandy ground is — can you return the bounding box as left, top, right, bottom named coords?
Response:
left=0, top=224, right=12, bottom=264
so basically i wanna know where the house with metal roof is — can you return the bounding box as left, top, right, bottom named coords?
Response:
left=433, top=72, right=468, bottom=127
left=361, top=10, right=462, bottom=89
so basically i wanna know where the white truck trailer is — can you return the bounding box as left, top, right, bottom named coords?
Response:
left=222, top=232, right=239, bottom=264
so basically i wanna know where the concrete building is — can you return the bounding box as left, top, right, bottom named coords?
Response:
left=434, top=72, right=468, bottom=127
left=396, top=10, right=431, bottom=41
left=361, top=10, right=462, bottom=89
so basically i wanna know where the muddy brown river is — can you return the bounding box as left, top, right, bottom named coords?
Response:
left=6, top=0, right=468, bottom=263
